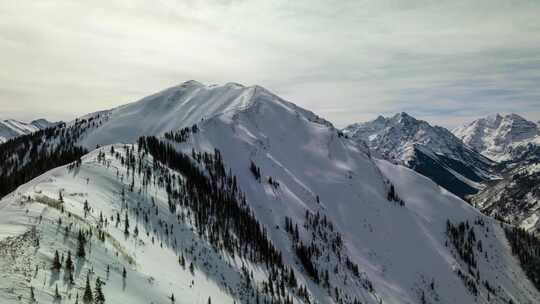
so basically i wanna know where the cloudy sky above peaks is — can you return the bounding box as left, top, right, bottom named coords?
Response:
left=1, top=0, right=539, bottom=128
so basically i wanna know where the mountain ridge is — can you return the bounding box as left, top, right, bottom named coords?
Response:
left=0, top=118, right=58, bottom=143
left=453, top=113, right=540, bottom=161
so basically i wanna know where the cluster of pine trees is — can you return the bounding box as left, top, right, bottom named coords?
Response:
left=386, top=184, right=405, bottom=206
left=0, top=124, right=87, bottom=198
left=445, top=219, right=488, bottom=296
left=504, top=226, right=540, bottom=290
left=164, top=124, right=198, bottom=143
left=250, top=161, right=262, bottom=182
left=285, top=211, right=374, bottom=304
left=135, top=136, right=309, bottom=303
left=446, top=220, right=479, bottom=270
left=42, top=207, right=110, bottom=304
left=0, top=113, right=112, bottom=198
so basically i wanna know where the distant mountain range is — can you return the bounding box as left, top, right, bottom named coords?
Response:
left=0, top=118, right=58, bottom=143
left=344, top=112, right=540, bottom=236
left=343, top=112, right=496, bottom=199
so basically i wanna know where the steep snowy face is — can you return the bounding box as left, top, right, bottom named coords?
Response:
left=343, top=113, right=495, bottom=198
left=453, top=113, right=540, bottom=161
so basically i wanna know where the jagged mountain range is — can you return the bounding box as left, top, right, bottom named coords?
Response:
left=343, top=112, right=540, bottom=235
left=0, top=81, right=539, bottom=304
left=342, top=113, right=496, bottom=199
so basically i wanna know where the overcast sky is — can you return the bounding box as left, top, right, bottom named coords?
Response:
left=1, top=0, right=539, bottom=128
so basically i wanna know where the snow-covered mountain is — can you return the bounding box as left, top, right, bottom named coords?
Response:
left=1, top=82, right=539, bottom=304
left=0, top=118, right=57, bottom=143
left=472, top=144, right=540, bottom=234
left=453, top=114, right=540, bottom=234
left=453, top=113, right=540, bottom=162
left=343, top=113, right=496, bottom=198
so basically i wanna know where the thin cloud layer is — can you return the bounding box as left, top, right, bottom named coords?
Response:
left=1, top=0, right=539, bottom=127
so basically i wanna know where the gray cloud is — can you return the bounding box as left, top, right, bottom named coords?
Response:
left=0, top=0, right=539, bottom=128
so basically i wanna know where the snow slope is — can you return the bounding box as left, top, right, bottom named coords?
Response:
left=0, top=118, right=57, bottom=143
left=343, top=113, right=496, bottom=198
left=0, top=81, right=538, bottom=303
left=453, top=113, right=540, bottom=162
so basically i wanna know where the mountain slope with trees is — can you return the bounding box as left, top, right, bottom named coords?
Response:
left=0, top=81, right=538, bottom=303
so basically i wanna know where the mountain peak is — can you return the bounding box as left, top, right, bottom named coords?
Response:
left=179, top=79, right=204, bottom=87
left=392, top=112, right=420, bottom=124
left=453, top=113, right=539, bottom=161
left=76, top=81, right=333, bottom=148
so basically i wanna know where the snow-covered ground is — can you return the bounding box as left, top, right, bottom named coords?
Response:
left=1, top=81, right=539, bottom=303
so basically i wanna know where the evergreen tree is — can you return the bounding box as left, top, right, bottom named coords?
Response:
left=77, top=230, right=86, bottom=258
left=52, top=250, right=62, bottom=271
left=189, top=262, right=195, bottom=275
left=124, top=212, right=130, bottom=236
left=29, top=286, right=35, bottom=303
left=83, top=274, right=93, bottom=304
left=65, top=250, right=74, bottom=272
left=54, top=284, right=61, bottom=300
left=94, top=277, right=105, bottom=304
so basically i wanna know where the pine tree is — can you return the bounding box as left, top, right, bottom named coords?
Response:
left=77, top=230, right=86, bottom=258
left=124, top=212, right=130, bottom=236
left=94, top=277, right=105, bottom=304
left=83, top=274, right=93, bottom=304
left=52, top=250, right=62, bottom=271
left=65, top=250, right=75, bottom=285
left=54, top=284, right=61, bottom=300
left=65, top=250, right=74, bottom=272
left=189, top=262, right=195, bottom=275
left=29, top=286, right=35, bottom=302
left=179, top=254, right=186, bottom=269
